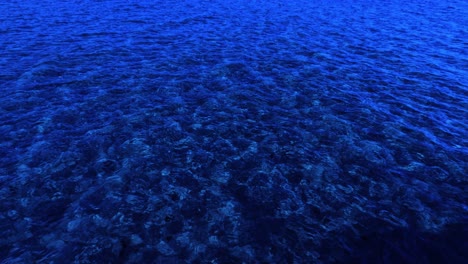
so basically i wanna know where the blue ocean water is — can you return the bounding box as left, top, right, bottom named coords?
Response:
left=0, top=0, right=467, bottom=263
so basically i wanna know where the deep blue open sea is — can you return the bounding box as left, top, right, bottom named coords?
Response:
left=1, top=0, right=467, bottom=263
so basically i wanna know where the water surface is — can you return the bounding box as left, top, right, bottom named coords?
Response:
left=0, top=0, right=467, bottom=263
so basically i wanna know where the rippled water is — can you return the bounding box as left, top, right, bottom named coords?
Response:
left=1, top=0, right=467, bottom=263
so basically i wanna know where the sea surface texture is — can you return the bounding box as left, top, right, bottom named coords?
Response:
left=0, top=0, right=467, bottom=263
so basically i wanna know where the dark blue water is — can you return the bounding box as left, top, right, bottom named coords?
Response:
left=1, top=0, right=467, bottom=263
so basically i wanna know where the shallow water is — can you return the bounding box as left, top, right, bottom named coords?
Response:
left=1, top=0, right=467, bottom=263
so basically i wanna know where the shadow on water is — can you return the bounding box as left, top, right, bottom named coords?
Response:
left=344, top=218, right=468, bottom=264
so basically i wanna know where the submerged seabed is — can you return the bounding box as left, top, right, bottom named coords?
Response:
left=0, top=0, right=467, bottom=263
